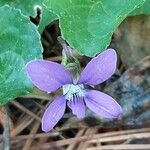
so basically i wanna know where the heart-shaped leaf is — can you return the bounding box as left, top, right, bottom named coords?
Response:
left=130, top=0, right=150, bottom=15
left=0, top=0, right=58, bottom=33
left=0, top=5, right=43, bottom=105
left=44, top=0, right=145, bottom=57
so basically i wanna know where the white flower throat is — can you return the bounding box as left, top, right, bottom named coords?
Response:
left=63, top=84, right=85, bottom=101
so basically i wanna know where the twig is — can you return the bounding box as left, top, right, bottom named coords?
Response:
left=86, top=144, right=150, bottom=150
left=2, top=106, right=10, bottom=150
left=67, top=129, right=85, bottom=150
left=11, top=116, right=34, bottom=137
left=11, top=101, right=41, bottom=122
left=77, top=128, right=97, bottom=150
left=10, top=132, right=60, bottom=142
left=47, top=56, right=62, bottom=62
left=23, top=121, right=40, bottom=150
left=30, top=129, right=150, bottom=149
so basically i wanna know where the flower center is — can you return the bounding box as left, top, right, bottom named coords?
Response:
left=63, top=84, right=85, bottom=101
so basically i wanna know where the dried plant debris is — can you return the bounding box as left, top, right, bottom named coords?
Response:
left=105, top=55, right=150, bottom=127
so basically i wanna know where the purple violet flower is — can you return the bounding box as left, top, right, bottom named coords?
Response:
left=26, top=49, right=122, bottom=132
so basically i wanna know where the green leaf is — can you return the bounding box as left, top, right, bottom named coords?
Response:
left=38, top=5, right=58, bottom=33
left=0, top=5, right=43, bottom=105
left=44, top=0, right=145, bottom=57
left=0, top=0, right=58, bottom=33
left=130, top=0, right=150, bottom=15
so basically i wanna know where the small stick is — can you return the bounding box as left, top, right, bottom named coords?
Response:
left=2, top=106, right=10, bottom=150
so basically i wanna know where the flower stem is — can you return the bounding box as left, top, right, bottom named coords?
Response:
left=57, top=36, right=74, bottom=64
left=58, top=37, right=81, bottom=83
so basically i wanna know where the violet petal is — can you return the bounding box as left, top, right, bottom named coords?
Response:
left=85, top=90, right=122, bottom=118
left=26, top=60, right=73, bottom=93
left=42, top=96, right=66, bottom=132
left=67, top=96, right=85, bottom=118
left=78, top=49, right=117, bottom=86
